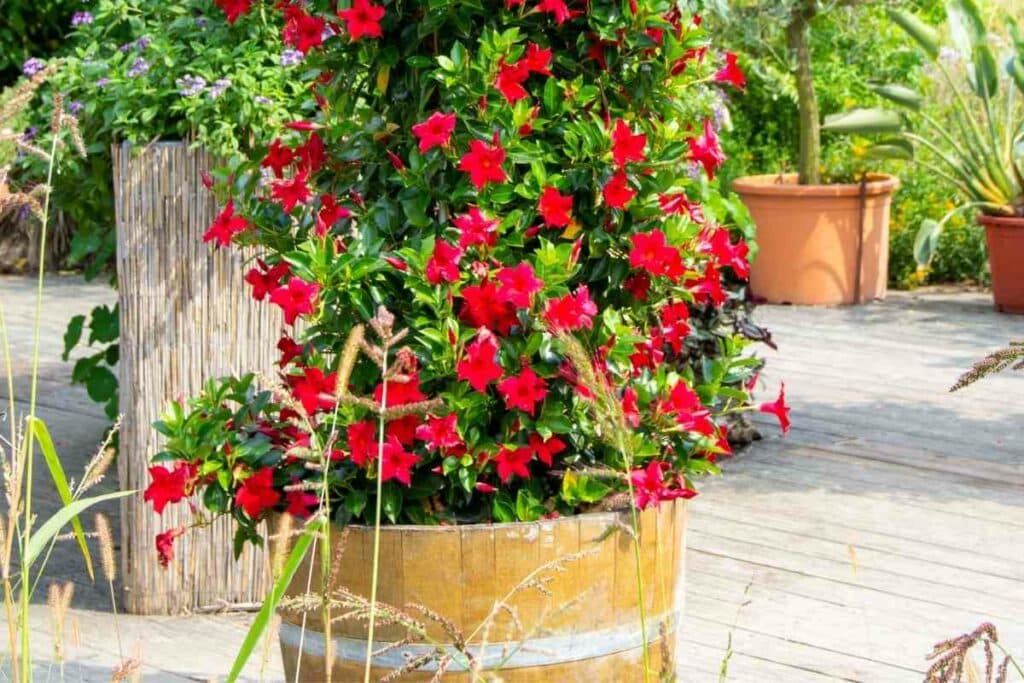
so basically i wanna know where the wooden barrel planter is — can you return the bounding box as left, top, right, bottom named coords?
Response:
left=278, top=500, right=687, bottom=681
left=114, top=141, right=282, bottom=613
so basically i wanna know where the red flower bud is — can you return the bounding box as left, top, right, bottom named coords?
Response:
left=383, top=256, right=408, bottom=271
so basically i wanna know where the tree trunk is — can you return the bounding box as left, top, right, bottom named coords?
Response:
left=114, top=142, right=280, bottom=614
left=787, top=2, right=821, bottom=186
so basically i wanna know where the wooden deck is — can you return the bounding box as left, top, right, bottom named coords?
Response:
left=2, top=275, right=1022, bottom=681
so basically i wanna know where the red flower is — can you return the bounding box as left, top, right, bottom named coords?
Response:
left=457, top=328, right=504, bottom=392
left=611, top=119, right=647, bottom=168
left=214, top=0, right=252, bottom=24
left=603, top=171, right=636, bottom=209
left=659, top=301, right=691, bottom=353
left=544, top=285, right=598, bottom=332
left=659, top=193, right=706, bottom=224
left=277, top=336, right=304, bottom=367
left=459, top=137, right=508, bottom=190
left=495, top=58, right=531, bottom=103
left=155, top=526, right=186, bottom=567
left=688, top=119, right=726, bottom=180
left=234, top=468, right=281, bottom=519
left=460, top=281, right=518, bottom=335
left=524, top=43, right=553, bottom=75
left=528, top=433, right=566, bottom=466
left=628, top=230, right=684, bottom=280
left=631, top=461, right=696, bottom=510
left=144, top=462, right=196, bottom=514
left=538, top=186, right=573, bottom=227
left=497, top=366, right=548, bottom=416
left=622, top=386, right=641, bottom=427
left=380, top=435, right=420, bottom=486
left=623, top=273, right=651, bottom=301
left=374, top=372, right=427, bottom=408
left=411, top=111, right=457, bottom=153
left=687, top=262, right=726, bottom=306
left=494, top=446, right=533, bottom=483
left=455, top=207, right=500, bottom=249
left=699, top=227, right=750, bottom=280
left=714, top=52, right=746, bottom=90
left=261, top=139, right=295, bottom=178
left=348, top=420, right=378, bottom=467
left=285, top=488, right=320, bottom=519
left=203, top=200, right=249, bottom=247
left=425, top=240, right=464, bottom=285
left=290, top=367, right=338, bottom=414
left=759, top=383, right=791, bottom=434
left=269, top=277, right=320, bottom=325
left=296, top=133, right=327, bottom=174
left=337, top=0, right=386, bottom=41
left=536, top=0, right=579, bottom=24
left=497, top=262, right=544, bottom=308
left=384, top=255, right=408, bottom=271
left=661, top=380, right=714, bottom=433
left=283, top=7, right=325, bottom=54
left=244, top=260, right=290, bottom=301
left=630, top=338, right=665, bottom=374
left=316, top=194, right=351, bottom=238
left=272, top=170, right=312, bottom=212
left=415, top=414, right=463, bottom=451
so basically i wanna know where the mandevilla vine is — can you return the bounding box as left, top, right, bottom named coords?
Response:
left=145, top=0, right=788, bottom=559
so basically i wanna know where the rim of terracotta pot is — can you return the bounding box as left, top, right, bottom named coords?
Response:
left=732, top=172, right=900, bottom=198
left=977, top=214, right=1024, bottom=229
left=308, top=501, right=681, bottom=533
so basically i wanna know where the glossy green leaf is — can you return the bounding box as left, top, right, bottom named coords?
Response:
left=868, top=84, right=923, bottom=111
left=946, top=0, right=998, bottom=99
left=29, top=417, right=95, bottom=580
left=24, top=490, right=135, bottom=573
left=821, top=108, right=902, bottom=135
left=887, top=9, right=941, bottom=60
left=867, top=138, right=915, bottom=161
left=226, top=519, right=321, bottom=683
left=914, top=219, right=943, bottom=266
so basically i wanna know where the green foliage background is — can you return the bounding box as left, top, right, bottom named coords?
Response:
left=714, top=0, right=989, bottom=288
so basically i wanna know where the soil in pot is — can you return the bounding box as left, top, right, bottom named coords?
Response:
left=276, top=500, right=687, bottom=682
left=979, top=215, right=1024, bottom=314
left=733, top=173, right=900, bottom=306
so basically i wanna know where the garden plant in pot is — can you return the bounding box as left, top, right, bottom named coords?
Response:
left=143, top=0, right=787, bottom=680
left=830, top=1, right=1024, bottom=314
left=717, top=0, right=903, bottom=306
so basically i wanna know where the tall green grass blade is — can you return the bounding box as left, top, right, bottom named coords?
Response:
left=28, top=417, right=95, bottom=580
left=227, top=518, right=321, bottom=683
left=24, top=490, right=134, bottom=572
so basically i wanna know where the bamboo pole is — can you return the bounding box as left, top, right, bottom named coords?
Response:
left=114, top=141, right=278, bottom=614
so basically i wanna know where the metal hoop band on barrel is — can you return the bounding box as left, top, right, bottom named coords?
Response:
left=278, top=611, right=680, bottom=672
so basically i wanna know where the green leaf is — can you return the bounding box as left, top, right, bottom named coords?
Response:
left=226, top=519, right=321, bottom=683
left=24, top=490, right=135, bottom=573
left=887, top=9, right=940, bottom=60
left=914, top=219, right=943, bottom=266
left=867, top=138, right=915, bottom=161
left=85, top=366, right=118, bottom=403
left=62, top=315, right=85, bottom=362
left=946, top=0, right=998, bottom=98
left=1006, top=56, right=1024, bottom=97
left=868, top=84, right=923, bottom=111
left=821, top=108, right=902, bottom=135
left=29, top=417, right=94, bottom=580
left=88, top=305, right=119, bottom=345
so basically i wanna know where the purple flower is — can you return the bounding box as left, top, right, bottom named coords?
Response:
left=687, top=162, right=702, bottom=181
left=68, top=101, right=84, bottom=116
left=254, top=95, right=273, bottom=106
left=280, top=49, right=304, bottom=67
left=135, top=36, right=152, bottom=50
left=176, top=75, right=207, bottom=97
left=128, top=58, right=149, bottom=78
left=21, top=126, right=38, bottom=142
left=196, top=17, right=207, bottom=28
left=96, top=77, right=111, bottom=88
left=22, top=58, right=45, bottom=77
left=71, top=11, right=94, bottom=26
left=208, top=78, right=231, bottom=100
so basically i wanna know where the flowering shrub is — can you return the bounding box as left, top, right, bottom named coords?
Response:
left=148, top=0, right=788, bottom=553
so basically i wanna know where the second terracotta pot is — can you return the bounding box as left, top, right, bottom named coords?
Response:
left=733, top=173, right=900, bottom=305
left=979, top=214, right=1024, bottom=314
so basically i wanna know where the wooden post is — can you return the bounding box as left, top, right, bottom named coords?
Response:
left=114, top=142, right=278, bottom=614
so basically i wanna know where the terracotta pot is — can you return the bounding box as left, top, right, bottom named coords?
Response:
left=979, top=214, right=1024, bottom=314
left=277, top=500, right=687, bottom=681
left=733, top=173, right=900, bottom=305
